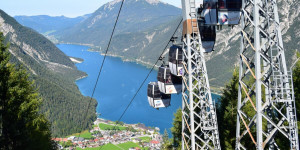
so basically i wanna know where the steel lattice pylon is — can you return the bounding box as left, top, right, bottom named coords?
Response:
left=235, top=0, right=299, bottom=148
left=181, top=0, right=221, bottom=149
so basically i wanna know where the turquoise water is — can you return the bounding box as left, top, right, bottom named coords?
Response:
left=57, top=44, right=220, bottom=134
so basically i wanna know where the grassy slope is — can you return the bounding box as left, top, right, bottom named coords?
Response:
left=76, top=142, right=150, bottom=150
left=118, top=142, right=140, bottom=149
left=139, top=136, right=151, bottom=143
left=70, top=130, right=93, bottom=139
left=76, top=144, right=121, bottom=150
left=98, top=123, right=127, bottom=130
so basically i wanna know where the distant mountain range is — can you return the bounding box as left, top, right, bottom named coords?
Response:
left=56, top=0, right=182, bottom=47
left=13, top=0, right=300, bottom=93
left=0, top=9, right=97, bottom=137
left=14, top=14, right=91, bottom=34
left=1, top=0, right=298, bottom=138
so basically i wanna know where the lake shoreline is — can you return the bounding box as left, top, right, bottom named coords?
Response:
left=76, top=75, right=88, bottom=81
left=57, top=44, right=222, bottom=136
left=58, top=43, right=223, bottom=95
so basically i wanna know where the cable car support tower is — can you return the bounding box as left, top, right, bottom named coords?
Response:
left=181, top=0, right=221, bottom=149
left=235, top=0, right=299, bottom=148
left=147, top=0, right=298, bottom=149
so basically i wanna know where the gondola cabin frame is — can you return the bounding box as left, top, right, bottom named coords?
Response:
left=147, top=82, right=171, bottom=108
left=200, top=0, right=242, bottom=25
left=157, top=66, right=182, bottom=94
left=168, top=45, right=184, bottom=76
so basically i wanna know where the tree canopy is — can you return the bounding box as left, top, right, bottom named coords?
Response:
left=292, top=52, right=300, bottom=139
left=217, top=68, right=239, bottom=149
left=165, top=59, right=300, bottom=149
left=0, top=32, right=56, bottom=150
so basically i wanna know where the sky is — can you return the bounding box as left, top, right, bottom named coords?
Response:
left=0, top=0, right=182, bottom=18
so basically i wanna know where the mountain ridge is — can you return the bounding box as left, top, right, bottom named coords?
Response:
left=56, top=0, right=181, bottom=47
left=13, top=0, right=300, bottom=93
left=0, top=9, right=97, bottom=137
left=14, top=14, right=91, bottom=35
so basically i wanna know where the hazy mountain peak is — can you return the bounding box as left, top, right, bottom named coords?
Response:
left=108, top=0, right=122, bottom=5
left=106, top=0, right=122, bottom=10
left=107, top=0, right=163, bottom=6
left=145, top=0, right=161, bottom=4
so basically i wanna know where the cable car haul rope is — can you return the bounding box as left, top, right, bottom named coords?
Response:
left=78, top=0, right=298, bottom=149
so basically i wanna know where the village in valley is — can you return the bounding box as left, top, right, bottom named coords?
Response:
left=52, top=118, right=163, bottom=150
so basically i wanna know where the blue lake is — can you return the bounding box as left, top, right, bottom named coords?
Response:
left=57, top=44, right=220, bottom=134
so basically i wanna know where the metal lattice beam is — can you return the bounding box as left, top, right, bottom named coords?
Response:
left=181, top=0, right=221, bottom=149
left=235, top=0, right=299, bottom=149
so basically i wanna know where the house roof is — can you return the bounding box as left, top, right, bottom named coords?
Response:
left=150, top=140, right=160, bottom=144
left=52, top=138, right=63, bottom=141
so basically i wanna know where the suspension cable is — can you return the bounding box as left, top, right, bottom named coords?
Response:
left=79, top=0, right=125, bottom=138
left=98, top=17, right=183, bottom=150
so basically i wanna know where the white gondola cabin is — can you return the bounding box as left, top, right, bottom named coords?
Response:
left=198, top=20, right=216, bottom=53
left=147, top=82, right=171, bottom=108
left=218, top=0, right=242, bottom=25
left=200, top=0, right=242, bottom=25
left=202, top=0, right=218, bottom=25
left=168, top=45, right=184, bottom=76
left=157, top=66, right=182, bottom=94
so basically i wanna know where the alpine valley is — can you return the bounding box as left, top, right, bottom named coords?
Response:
left=2, top=0, right=300, bottom=138
left=15, top=0, right=300, bottom=93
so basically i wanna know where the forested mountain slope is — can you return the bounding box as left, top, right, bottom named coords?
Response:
left=97, top=0, right=299, bottom=92
left=56, top=0, right=181, bottom=47
left=0, top=9, right=97, bottom=137
left=15, top=0, right=300, bottom=92
left=57, top=0, right=300, bottom=92
left=106, top=17, right=183, bottom=66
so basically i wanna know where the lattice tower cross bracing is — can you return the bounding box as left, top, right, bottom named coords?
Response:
left=235, top=0, right=299, bottom=148
left=181, top=0, right=221, bottom=149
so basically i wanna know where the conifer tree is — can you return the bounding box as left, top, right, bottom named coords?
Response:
left=163, top=129, right=169, bottom=143
left=166, top=54, right=300, bottom=149
left=0, top=32, right=56, bottom=150
left=161, top=129, right=172, bottom=149
left=292, top=52, right=300, bottom=138
left=217, top=68, right=239, bottom=149
left=171, top=108, right=182, bottom=149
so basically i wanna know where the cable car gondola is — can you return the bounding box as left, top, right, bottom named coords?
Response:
left=217, top=0, right=242, bottom=25
left=200, top=0, right=242, bottom=25
left=157, top=66, right=182, bottom=94
left=202, top=0, right=218, bottom=25
left=198, top=20, right=216, bottom=53
left=147, top=82, right=171, bottom=108
left=168, top=45, right=184, bottom=76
